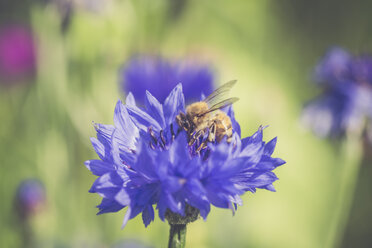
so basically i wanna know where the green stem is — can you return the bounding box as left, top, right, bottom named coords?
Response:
left=168, top=224, right=187, bottom=248
left=325, top=137, right=363, bottom=248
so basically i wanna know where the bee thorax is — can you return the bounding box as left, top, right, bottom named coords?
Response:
left=184, top=102, right=208, bottom=127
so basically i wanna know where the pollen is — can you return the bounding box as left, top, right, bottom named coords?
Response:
left=178, top=178, right=187, bottom=185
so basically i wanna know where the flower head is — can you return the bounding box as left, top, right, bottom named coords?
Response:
left=313, top=47, right=352, bottom=86
left=85, top=84, right=284, bottom=228
left=120, top=55, right=214, bottom=103
left=14, top=179, right=46, bottom=219
left=0, top=25, right=36, bottom=83
left=302, top=47, right=372, bottom=140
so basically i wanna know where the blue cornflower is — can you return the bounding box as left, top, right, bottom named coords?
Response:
left=302, top=47, right=372, bottom=140
left=120, top=55, right=214, bottom=103
left=85, top=84, right=285, bottom=228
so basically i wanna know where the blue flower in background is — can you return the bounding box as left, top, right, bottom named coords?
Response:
left=15, top=179, right=46, bottom=219
left=302, top=47, right=372, bottom=140
left=120, top=55, right=214, bottom=103
left=86, top=84, right=284, bottom=228
left=313, top=47, right=352, bottom=86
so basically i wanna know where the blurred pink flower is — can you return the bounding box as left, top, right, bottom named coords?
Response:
left=0, top=25, right=36, bottom=83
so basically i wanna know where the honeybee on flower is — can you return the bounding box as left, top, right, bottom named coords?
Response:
left=176, top=80, right=239, bottom=152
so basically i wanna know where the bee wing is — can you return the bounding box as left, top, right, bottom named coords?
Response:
left=198, top=97, right=239, bottom=116
left=203, top=80, right=237, bottom=107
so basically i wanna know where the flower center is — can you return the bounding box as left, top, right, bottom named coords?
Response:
left=146, top=123, right=214, bottom=160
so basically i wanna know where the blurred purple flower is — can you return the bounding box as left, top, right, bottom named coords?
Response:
left=120, top=55, right=214, bottom=103
left=303, top=47, right=372, bottom=140
left=0, top=25, right=36, bottom=83
left=313, top=47, right=352, bottom=86
left=15, top=179, right=46, bottom=219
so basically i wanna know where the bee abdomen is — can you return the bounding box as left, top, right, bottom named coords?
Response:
left=214, top=118, right=233, bottom=143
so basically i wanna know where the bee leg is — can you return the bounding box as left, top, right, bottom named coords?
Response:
left=195, top=135, right=200, bottom=149
left=196, top=138, right=208, bottom=153
left=196, top=133, right=210, bottom=152
left=195, top=123, right=218, bottom=153
left=226, top=123, right=233, bottom=143
left=176, top=114, right=190, bottom=137
left=176, top=112, right=190, bottom=132
left=175, top=113, right=184, bottom=129
left=193, top=130, right=201, bottom=148
left=196, top=141, right=206, bottom=153
left=207, top=122, right=217, bottom=143
left=188, top=137, right=195, bottom=146
left=189, top=129, right=203, bottom=146
left=202, top=149, right=211, bottom=161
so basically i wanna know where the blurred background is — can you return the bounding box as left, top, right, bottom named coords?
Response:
left=1, top=0, right=372, bottom=247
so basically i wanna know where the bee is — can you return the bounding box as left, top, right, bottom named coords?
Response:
left=176, top=80, right=239, bottom=152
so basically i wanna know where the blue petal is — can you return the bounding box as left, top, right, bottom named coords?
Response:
left=113, top=101, right=139, bottom=149
left=131, top=141, right=157, bottom=179
left=252, top=172, right=278, bottom=187
left=84, top=160, right=114, bottom=176
left=90, top=186, right=121, bottom=200
left=111, top=128, right=137, bottom=166
left=97, top=198, right=124, bottom=215
left=219, top=157, right=251, bottom=177
left=115, top=188, right=131, bottom=206
left=94, top=123, right=115, bottom=144
left=126, top=92, right=136, bottom=106
left=169, top=132, right=189, bottom=166
left=263, top=137, right=277, bottom=156
left=242, top=127, right=267, bottom=146
left=134, top=183, right=160, bottom=206
left=142, top=205, right=155, bottom=227
left=237, top=171, right=278, bottom=190
left=121, top=207, right=132, bottom=229
left=126, top=104, right=162, bottom=132
left=257, top=156, right=286, bottom=170
left=226, top=106, right=241, bottom=137
left=208, top=142, right=230, bottom=167
left=239, top=143, right=264, bottom=164
left=162, top=176, right=183, bottom=193
left=145, top=91, right=166, bottom=128
left=128, top=205, right=147, bottom=224
left=263, top=184, right=276, bottom=192
left=89, top=172, right=123, bottom=199
left=206, top=190, right=230, bottom=209
left=239, top=129, right=266, bottom=162
left=90, top=137, right=106, bottom=160
left=163, top=84, right=185, bottom=125
left=157, top=192, right=182, bottom=221
left=184, top=179, right=210, bottom=219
